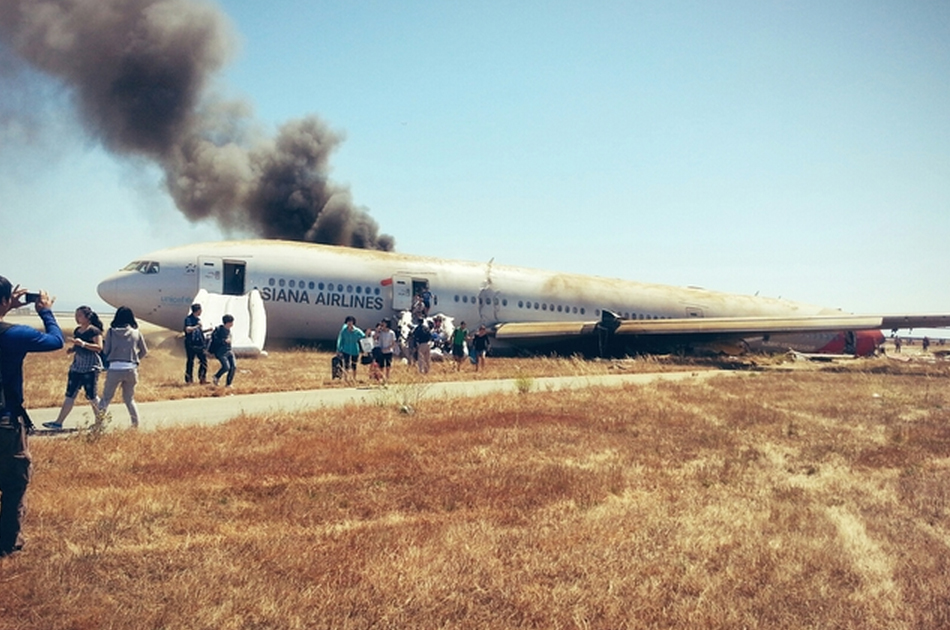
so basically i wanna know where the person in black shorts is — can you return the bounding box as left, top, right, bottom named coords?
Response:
left=43, top=306, right=104, bottom=430
left=471, top=324, right=491, bottom=372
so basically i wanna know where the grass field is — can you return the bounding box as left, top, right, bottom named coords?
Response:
left=2, top=334, right=950, bottom=629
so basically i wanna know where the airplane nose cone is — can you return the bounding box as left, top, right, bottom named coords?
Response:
left=97, top=276, right=118, bottom=307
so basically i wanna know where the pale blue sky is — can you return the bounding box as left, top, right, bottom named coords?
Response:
left=2, top=0, right=948, bottom=319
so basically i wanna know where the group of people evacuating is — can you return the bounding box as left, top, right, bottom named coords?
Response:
left=336, top=316, right=397, bottom=383
left=334, top=309, right=493, bottom=383
left=182, top=303, right=236, bottom=389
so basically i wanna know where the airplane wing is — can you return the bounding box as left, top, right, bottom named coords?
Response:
left=495, top=313, right=950, bottom=341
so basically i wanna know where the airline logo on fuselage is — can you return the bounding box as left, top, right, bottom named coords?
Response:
left=260, top=286, right=385, bottom=311
left=161, top=295, right=193, bottom=305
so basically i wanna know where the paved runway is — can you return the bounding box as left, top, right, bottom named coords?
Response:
left=28, top=370, right=734, bottom=433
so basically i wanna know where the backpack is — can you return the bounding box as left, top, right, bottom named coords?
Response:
left=188, top=325, right=207, bottom=350
left=412, top=324, right=430, bottom=344
left=209, top=325, right=227, bottom=355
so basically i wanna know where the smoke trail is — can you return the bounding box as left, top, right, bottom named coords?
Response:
left=0, top=0, right=394, bottom=250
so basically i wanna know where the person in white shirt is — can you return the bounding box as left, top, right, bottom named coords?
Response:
left=376, top=319, right=397, bottom=382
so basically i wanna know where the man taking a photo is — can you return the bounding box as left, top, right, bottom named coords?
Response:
left=0, top=277, right=64, bottom=558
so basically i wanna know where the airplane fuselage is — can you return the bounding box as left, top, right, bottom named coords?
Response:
left=96, top=240, right=875, bottom=354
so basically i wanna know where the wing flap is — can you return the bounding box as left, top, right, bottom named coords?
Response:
left=878, top=315, right=950, bottom=330
left=495, top=321, right=599, bottom=339
left=495, top=313, right=950, bottom=342
left=613, top=315, right=887, bottom=336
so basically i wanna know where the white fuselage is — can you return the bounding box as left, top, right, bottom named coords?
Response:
left=97, top=240, right=842, bottom=351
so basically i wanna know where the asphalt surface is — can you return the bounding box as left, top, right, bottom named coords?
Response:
left=28, top=370, right=736, bottom=434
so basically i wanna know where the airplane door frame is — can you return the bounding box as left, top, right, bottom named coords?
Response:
left=198, top=257, right=223, bottom=294
left=199, top=257, right=247, bottom=296
left=392, top=276, right=413, bottom=311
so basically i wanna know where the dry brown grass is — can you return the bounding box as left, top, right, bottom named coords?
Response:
left=2, top=362, right=950, bottom=629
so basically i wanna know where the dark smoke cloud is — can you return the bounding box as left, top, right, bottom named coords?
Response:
left=0, top=0, right=394, bottom=250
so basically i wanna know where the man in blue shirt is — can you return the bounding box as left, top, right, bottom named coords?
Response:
left=0, top=276, right=63, bottom=558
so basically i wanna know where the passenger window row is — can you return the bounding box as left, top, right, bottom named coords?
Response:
left=453, top=295, right=509, bottom=307
left=449, top=294, right=672, bottom=320
left=267, top=278, right=381, bottom=296
left=519, top=300, right=584, bottom=315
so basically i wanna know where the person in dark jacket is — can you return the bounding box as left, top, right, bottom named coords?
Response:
left=0, top=276, right=64, bottom=557
left=412, top=320, right=432, bottom=375
left=210, top=314, right=236, bottom=389
left=471, top=325, right=491, bottom=372
left=183, top=303, right=209, bottom=385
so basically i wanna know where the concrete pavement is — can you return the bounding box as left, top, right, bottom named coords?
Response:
left=28, top=370, right=737, bottom=433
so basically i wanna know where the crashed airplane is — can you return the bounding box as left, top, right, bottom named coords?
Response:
left=96, top=240, right=950, bottom=356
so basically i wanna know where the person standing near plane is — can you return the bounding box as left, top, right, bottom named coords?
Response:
left=336, top=316, right=366, bottom=381
left=210, top=315, right=236, bottom=389
left=366, top=322, right=382, bottom=382
left=472, top=325, right=491, bottom=372
left=420, top=287, right=432, bottom=317
left=99, top=306, right=148, bottom=429
left=0, top=278, right=63, bottom=558
left=42, top=306, right=104, bottom=430
left=183, top=303, right=208, bottom=385
left=411, top=290, right=427, bottom=321
left=376, top=319, right=397, bottom=382
left=451, top=321, right=468, bottom=371
left=412, top=320, right=432, bottom=375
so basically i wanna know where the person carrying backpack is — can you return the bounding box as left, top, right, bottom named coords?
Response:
left=209, top=314, right=236, bottom=389
left=0, top=277, right=64, bottom=558
left=183, top=303, right=209, bottom=384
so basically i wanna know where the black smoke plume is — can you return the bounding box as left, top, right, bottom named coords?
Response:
left=0, top=0, right=394, bottom=250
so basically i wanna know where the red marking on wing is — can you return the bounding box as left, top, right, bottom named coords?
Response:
left=816, top=330, right=884, bottom=356
left=855, top=330, right=884, bottom=356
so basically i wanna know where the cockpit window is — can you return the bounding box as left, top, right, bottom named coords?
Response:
left=122, top=260, right=160, bottom=274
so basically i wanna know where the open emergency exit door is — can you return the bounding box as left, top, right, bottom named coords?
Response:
left=392, top=276, right=413, bottom=311
left=198, top=257, right=246, bottom=295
